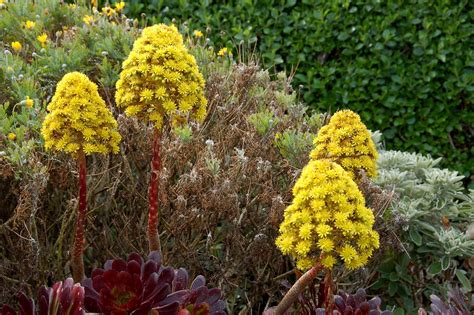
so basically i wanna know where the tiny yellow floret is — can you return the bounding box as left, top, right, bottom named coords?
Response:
left=8, top=133, right=16, bottom=141
left=115, top=24, right=207, bottom=129
left=115, top=1, right=125, bottom=11
left=193, top=30, right=203, bottom=38
left=41, top=72, right=121, bottom=156
left=102, top=6, right=115, bottom=17
left=275, top=159, right=379, bottom=270
left=25, top=20, right=36, bottom=30
left=217, top=47, right=228, bottom=56
left=11, top=41, right=22, bottom=52
left=37, top=33, right=48, bottom=47
left=310, top=110, right=378, bottom=179
left=83, top=15, right=94, bottom=25
left=24, top=96, right=34, bottom=108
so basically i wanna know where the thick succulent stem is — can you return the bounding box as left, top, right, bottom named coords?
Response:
left=148, top=128, right=162, bottom=254
left=273, top=263, right=323, bottom=315
left=323, top=271, right=334, bottom=312
left=72, top=151, right=87, bottom=282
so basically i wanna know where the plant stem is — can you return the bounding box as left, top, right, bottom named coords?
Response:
left=148, top=128, right=162, bottom=254
left=72, top=151, right=86, bottom=283
left=273, top=262, right=323, bottom=315
left=323, top=271, right=334, bottom=312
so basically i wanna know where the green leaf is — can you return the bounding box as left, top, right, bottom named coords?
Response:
left=441, top=256, right=451, bottom=271
left=388, top=282, right=398, bottom=296
left=428, top=262, right=442, bottom=275
left=409, top=229, right=422, bottom=246
left=389, top=273, right=399, bottom=281
left=394, top=308, right=405, bottom=315
left=455, top=270, right=472, bottom=291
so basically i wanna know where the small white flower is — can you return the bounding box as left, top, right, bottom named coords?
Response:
left=205, top=139, right=214, bottom=148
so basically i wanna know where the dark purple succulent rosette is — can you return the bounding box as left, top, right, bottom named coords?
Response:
left=82, top=251, right=180, bottom=315
left=0, top=278, right=85, bottom=315
left=165, top=268, right=226, bottom=315
left=333, top=289, right=393, bottom=315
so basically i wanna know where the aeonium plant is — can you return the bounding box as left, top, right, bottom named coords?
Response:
left=41, top=72, right=122, bottom=282
left=81, top=251, right=228, bottom=315
left=269, top=159, right=380, bottom=315
left=0, top=278, right=85, bottom=315
left=115, top=23, right=207, bottom=255
left=1, top=252, right=226, bottom=315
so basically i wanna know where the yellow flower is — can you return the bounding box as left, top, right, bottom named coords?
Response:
left=68, top=3, right=77, bottom=9
left=275, top=159, right=379, bottom=271
left=91, top=0, right=98, bottom=8
left=83, top=15, right=94, bottom=25
left=37, top=33, right=48, bottom=47
left=41, top=72, right=121, bottom=156
left=315, top=224, right=332, bottom=238
left=115, top=24, right=207, bottom=130
left=217, top=47, right=228, bottom=56
left=115, top=1, right=125, bottom=11
left=24, top=96, right=34, bottom=108
left=310, top=110, right=378, bottom=179
left=11, top=41, right=22, bottom=52
left=321, top=255, right=336, bottom=268
left=25, top=20, right=36, bottom=30
left=317, top=238, right=334, bottom=252
left=193, top=30, right=203, bottom=38
left=102, top=6, right=115, bottom=17
left=339, top=244, right=357, bottom=263
left=299, top=223, right=313, bottom=239
left=8, top=133, right=16, bottom=141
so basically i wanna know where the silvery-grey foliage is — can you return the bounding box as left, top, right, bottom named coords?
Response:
left=375, top=150, right=474, bottom=260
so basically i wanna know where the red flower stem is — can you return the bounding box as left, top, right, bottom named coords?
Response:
left=273, top=262, right=323, bottom=315
left=324, top=271, right=334, bottom=312
left=148, top=128, right=162, bottom=254
left=72, top=151, right=86, bottom=282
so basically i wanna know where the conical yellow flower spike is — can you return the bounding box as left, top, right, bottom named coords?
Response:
left=115, top=24, right=207, bottom=129
left=310, top=110, right=378, bottom=179
left=41, top=72, right=121, bottom=156
left=275, top=159, right=379, bottom=270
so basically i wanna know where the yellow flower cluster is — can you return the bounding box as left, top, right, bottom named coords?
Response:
left=41, top=72, right=121, bottom=156
left=275, top=159, right=379, bottom=270
left=310, top=110, right=378, bottom=178
left=115, top=24, right=207, bottom=129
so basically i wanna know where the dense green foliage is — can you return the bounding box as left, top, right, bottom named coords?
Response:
left=125, top=0, right=474, bottom=179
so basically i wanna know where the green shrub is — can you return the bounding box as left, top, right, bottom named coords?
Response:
left=371, top=150, right=473, bottom=312
left=125, top=0, right=473, bottom=179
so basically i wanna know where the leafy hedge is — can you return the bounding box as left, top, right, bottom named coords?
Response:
left=123, top=0, right=473, bottom=180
